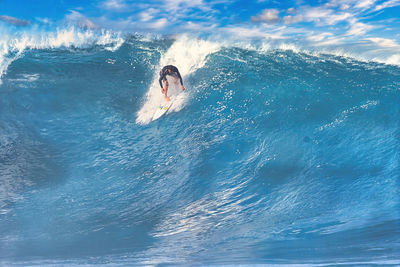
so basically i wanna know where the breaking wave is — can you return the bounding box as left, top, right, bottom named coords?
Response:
left=0, top=26, right=399, bottom=266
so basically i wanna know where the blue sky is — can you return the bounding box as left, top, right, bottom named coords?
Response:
left=1, top=0, right=400, bottom=62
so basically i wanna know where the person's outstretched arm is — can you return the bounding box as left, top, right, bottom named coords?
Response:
left=159, top=75, right=164, bottom=89
left=176, top=70, right=185, bottom=90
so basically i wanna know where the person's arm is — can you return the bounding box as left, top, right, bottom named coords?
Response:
left=176, top=70, right=185, bottom=90
left=163, top=79, right=170, bottom=101
left=159, top=75, right=164, bottom=89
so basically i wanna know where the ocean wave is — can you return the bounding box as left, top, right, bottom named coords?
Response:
left=1, top=23, right=399, bottom=89
left=0, top=27, right=399, bottom=265
left=0, top=25, right=124, bottom=84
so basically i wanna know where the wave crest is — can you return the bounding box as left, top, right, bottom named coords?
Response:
left=0, top=26, right=124, bottom=84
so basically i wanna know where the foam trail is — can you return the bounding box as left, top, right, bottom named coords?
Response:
left=0, top=37, right=24, bottom=85
left=135, top=36, right=220, bottom=124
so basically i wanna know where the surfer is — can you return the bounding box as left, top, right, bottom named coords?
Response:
left=159, top=65, right=185, bottom=101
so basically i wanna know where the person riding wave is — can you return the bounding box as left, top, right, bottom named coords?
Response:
left=159, top=65, right=185, bottom=101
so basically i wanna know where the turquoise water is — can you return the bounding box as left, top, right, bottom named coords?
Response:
left=0, top=30, right=399, bottom=266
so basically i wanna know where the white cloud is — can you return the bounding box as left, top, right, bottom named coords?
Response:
left=366, top=37, right=400, bottom=48
left=36, top=17, right=52, bottom=24
left=325, top=0, right=375, bottom=10
left=251, top=9, right=280, bottom=24
left=65, top=11, right=99, bottom=29
left=313, top=38, right=345, bottom=46
left=340, top=4, right=350, bottom=10
left=327, top=12, right=353, bottom=24
left=302, top=6, right=332, bottom=22
left=374, top=0, right=400, bottom=11
left=301, top=7, right=352, bottom=25
left=101, top=0, right=128, bottom=11
left=94, top=15, right=134, bottom=31
left=306, top=32, right=334, bottom=42
left=283, top=15, right=303, bottom=24
left=355, top=0, right=377, bottom=9
left=139, top=8, right=159, bottom=22
left=346, top=20, right=374, bottom=35
left=287, top=7, right=295, bottom=13
left=163, top=0, right=211, bottom=15
left=306, top=32, right=346, bottom=46
left=223, top=25, right=285, bottom=39
left=148, top=18, right=168, bottom=29
left=183, top=21, right=217, bottom=31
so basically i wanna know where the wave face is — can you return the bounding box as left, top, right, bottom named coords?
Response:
left=0, top=31, right=399, bottom=266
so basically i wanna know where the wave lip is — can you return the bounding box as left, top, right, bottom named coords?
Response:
left=0, top=26, right=124, bottom=84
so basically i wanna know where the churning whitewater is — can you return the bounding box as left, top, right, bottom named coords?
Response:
left=0, top=28, right=399, bottom=266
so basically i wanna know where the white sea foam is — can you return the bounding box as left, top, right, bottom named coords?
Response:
left=318, top=100, right=378, bottom=131
left=135, top=35, right=220, bottom=124
left=217, top=37, right=400, bottom=67
left=8, top=73, right=40, bottom=87
left=0, top=26, right=124, bottom=84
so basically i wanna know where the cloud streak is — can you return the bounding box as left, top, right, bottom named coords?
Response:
left=101, top=0, right=129, bottom=11
left=346, top=19, right=375, bottom=35
left=366, top=37, right=400, bottom=48
left=0, top=15, right=30, bottom=26
left=373, top=0, right=400, bottom=11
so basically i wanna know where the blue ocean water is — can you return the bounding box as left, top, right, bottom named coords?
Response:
left=0, top=29, right=399, bottom=266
